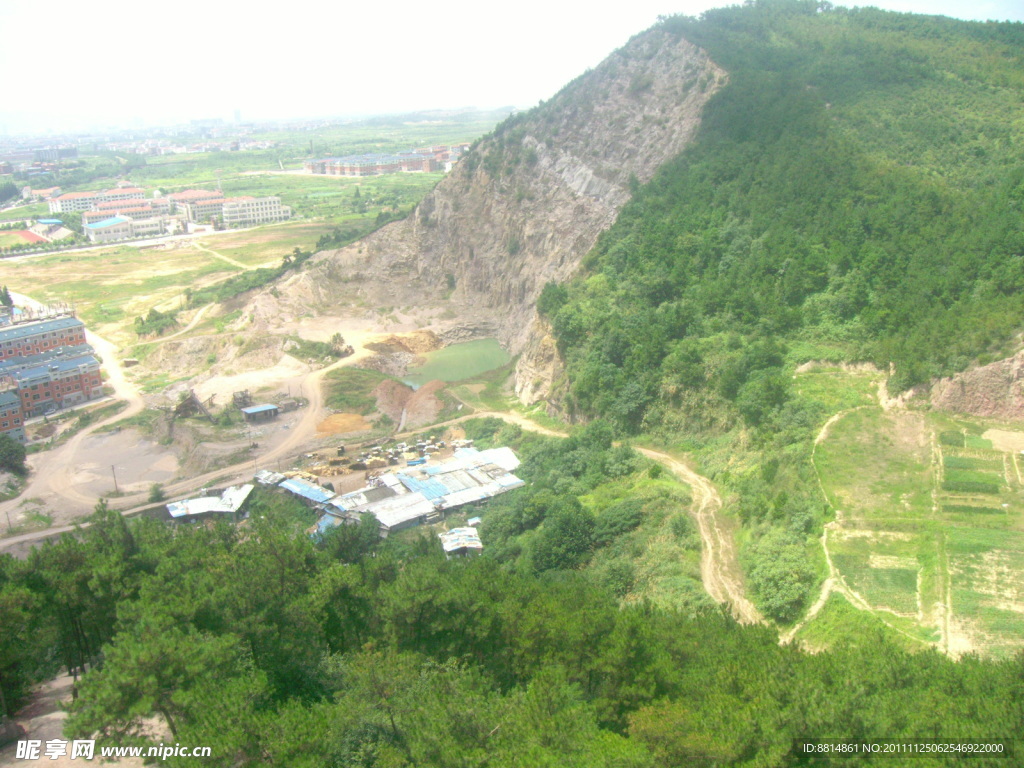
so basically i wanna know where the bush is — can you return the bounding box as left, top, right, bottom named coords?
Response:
left=0, top=434, right=26, bottom=475
left=744, top=528, right=817, bottom=623
left=148, top=484, right=165, bottom=503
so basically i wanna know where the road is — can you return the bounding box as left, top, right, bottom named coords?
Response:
left=0, top=366, right=759, bottom=625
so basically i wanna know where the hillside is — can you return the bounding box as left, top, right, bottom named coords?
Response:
left=535, top=2, right=1024, bottom=645
left=233, top=2, right=1024, bottom=641
left=242, top=27, right=724, bottom=357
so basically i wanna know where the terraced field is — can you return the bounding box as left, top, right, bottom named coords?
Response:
left=812, top=400, right=1024, bottom=657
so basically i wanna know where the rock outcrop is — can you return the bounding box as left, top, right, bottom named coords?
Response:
left=245, top=26, right=724, bottom=402
left=931, top=350, right=1024, bottom=421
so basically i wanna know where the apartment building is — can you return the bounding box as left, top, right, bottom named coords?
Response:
left=11, top=353, right=103, bottom=418
left=0, top=391, right=26, bottom=443
left=48, top=187, right=146, bottom=214
left=0, top=316, right=87, bottom=362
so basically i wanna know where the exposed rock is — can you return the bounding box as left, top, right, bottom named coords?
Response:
left=513, top=323, right=563, bottom=406
left=931, top=351, right=1024, bottom=420
left=243, top=27, right=724, bottom=401
left=373, top=379, right=413, bottom=422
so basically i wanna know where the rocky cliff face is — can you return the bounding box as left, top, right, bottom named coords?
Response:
left=931, top=350, right=1024, bottom=421
left=246, top=27, right=724, bottom=401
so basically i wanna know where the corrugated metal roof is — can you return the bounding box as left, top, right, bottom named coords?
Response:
left=0, top=316, right=83, bottom=344
left=254, top=469, right=285, bottom=485
left=279, top=477, right=335, bottom=504
left=439, top=527, right=483, bottom=554
left=395, top=472, right=449, bottom=501
left=477, top=447, right=521, bottom=471
left=241, top=403, right=279, bottom=415
left=0, top=345, right=93, bottom=374
left=12, top=354, right=99, bottom=382
left=368, top=492, right=435, bottom=529
left=167, top=484, right=253, bottom=518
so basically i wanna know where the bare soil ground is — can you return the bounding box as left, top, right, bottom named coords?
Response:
left=317, top=413, right=371, bottom=435
left=71, top=429, right=179, bottom=498
left=981, top=428, right=1024, bottom=453
left=0, top=674, right=147, bottom=768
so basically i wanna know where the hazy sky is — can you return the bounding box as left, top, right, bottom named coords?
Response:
left=1, top=0, right=1021, bottom=135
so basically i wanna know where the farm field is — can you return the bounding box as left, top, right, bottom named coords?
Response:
left=812, top=392, right=1024, bottom=658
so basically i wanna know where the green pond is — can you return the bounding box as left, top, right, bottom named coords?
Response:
left=403, top=338, right=510, bottom=388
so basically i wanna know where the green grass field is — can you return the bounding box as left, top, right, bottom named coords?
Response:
left=0, top=231, right=30, bottom=248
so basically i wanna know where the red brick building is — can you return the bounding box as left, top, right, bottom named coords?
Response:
left=0, top=316, right=87, bottom=361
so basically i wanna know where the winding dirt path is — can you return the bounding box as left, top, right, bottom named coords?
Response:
left=782, top=381, right=935, bottom=648
left=635, top=447, right=763, bottom=625
left=192, top=242, right=252, bottom=270
left=1, top=379, right=758, bottom=625
left=127, top=303, right=215, bottom=349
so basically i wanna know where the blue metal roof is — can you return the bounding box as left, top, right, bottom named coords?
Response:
left=84, top=216, right=130, bottom=229
left=241, top=403, right=278, bottom=415
left=0, top=391, right=20, bottom=409
left=38, top=219, right=62, bottom=225
left=278, top=477, right=335, bottom=504
left=12, top=354, right=98, bottom=383
left=0, top=316, right=83, bottom=344
left=0, top=345, right=94, bottom=374
left=395, top=472, right=449, bottom=501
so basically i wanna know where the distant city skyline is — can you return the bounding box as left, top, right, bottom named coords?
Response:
left=1, top=0, right=1022, bottom=136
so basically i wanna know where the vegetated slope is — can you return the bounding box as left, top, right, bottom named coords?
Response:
left=533, top=1, right=1024, bottom=632
left=4, top=444, right=1020, bottom=768
left=541, top=2, right=1024, bottom=434
left=243, top=27, right=724, bottom=349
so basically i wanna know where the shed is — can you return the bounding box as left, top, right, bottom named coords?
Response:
left=241, top=403, right=279, bottom=422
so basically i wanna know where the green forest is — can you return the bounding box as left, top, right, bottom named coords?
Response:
left=523, top=2, right=1024, bottom=625
left=4, top=3, right=1024, bottom=765
left=545, top=0, right=1024, bottom=429
left=1, top=422, right=1021, bottom=766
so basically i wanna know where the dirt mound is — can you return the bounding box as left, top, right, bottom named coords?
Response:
left=371, top=330, right=442, bottom=355
left=373, top=379, right=414, bottom=421
left=405, top=380, right=446, bottom=429
left=931, top=350, right=1024, bottom=420
left=317, top=413, right=371, bottom=435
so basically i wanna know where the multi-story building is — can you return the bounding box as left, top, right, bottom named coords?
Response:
left=166, top=189, right=224, bottom=213
left=221, top=196, right=291, bottom=226
left=48, top=191, right=104, bottom=213
left=49, top=187, right=145, bottom=214
left=84, top=215, right=133, bottom=242
left=0, top=316, right=87, bottom=362
left=0, top=345, right=94, bottom=376
left=176, top=195, right=290, bottom=226
left=96, top=196, right=171, bottom=214
left=0, top=391, right=26, bottom=443
left=83, top=215, right=167, bottom=243
left=177, top=196, right=226, bottom=223
left=11, top=353, right=103, bottom=418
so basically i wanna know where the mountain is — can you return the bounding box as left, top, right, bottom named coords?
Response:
left=243, top=27, right=723, bottom=366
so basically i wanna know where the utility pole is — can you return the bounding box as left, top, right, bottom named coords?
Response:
left=4, top=508, right=11, bottom=533
left=111, top=465, right=119, bottom=494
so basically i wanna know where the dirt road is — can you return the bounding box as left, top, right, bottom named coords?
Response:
left=0, top=296, right=147, bottom=529
left=635, top=447, right=763, bottom=625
